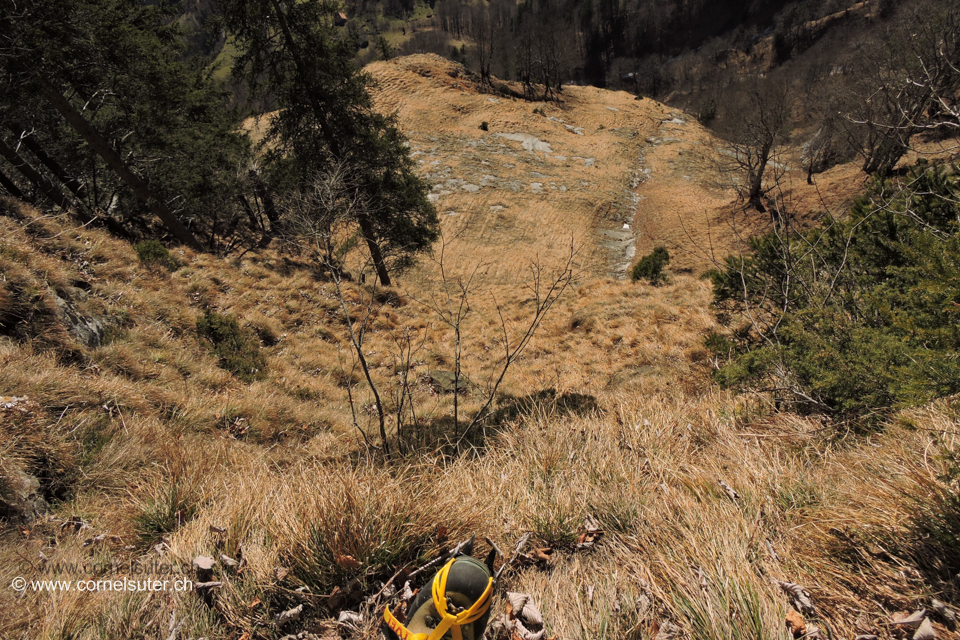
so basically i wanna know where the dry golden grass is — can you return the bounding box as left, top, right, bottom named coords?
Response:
left=3, top=57, right=960, bottom=640
left=3, top=199, right=959, bottom=640
left=362, top=55, right=670, bottom=283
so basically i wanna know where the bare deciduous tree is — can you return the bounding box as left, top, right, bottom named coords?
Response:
left=467, top=4, right=495, bottom=84
left=281, top=163, right=365, bottom=275
left=716, top=75, right=792, bottom=214
left=283, top=167, right=578, bottom=457
left=841, top=2, right=960, bottom=175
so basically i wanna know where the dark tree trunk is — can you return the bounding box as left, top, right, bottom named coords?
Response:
left=748, top=140, right=772, bottom=212
left=248, top=169, right=279, bottom=225
left=358, top=213, right=392, bottom=286
left=0, top=136, right=77, bottom=213
left=237, top=193, right=261, bottom=229
left=36, top=77, right=204, bottom=251
left=861, top=136, right=908, bottom=176
left=5, top=122, right=88, bottom=199
left=0, top=166, right=28, bottom=201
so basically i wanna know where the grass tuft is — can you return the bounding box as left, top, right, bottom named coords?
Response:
left=133, top=479, right=200, bottom=547
left=196, top=310, right=267, bottom=382
left=133, top=239, right=181, bottom=272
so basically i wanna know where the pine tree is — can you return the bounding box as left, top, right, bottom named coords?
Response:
left=217, top=0, right=438, bottom=285
left=0, top=0, right=250, bottom=250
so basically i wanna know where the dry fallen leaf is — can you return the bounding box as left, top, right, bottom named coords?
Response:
left=194, top=580, right=224, bottom=589
left=495, top=592, right=545, bottom=639
left=894, top=610, right=928, bottom=631
left=914, top=618, right=936, bottom=640
left=276, top=604, right=303, bottom=626
left=507, top=592, right=528, bottom=612
left=509, top=619, right=545, bottom=640
left=718, top=479, right=741, bottom=503
left=774, top=579, right=816, bottom=616
left=785, top=610, right=805, bottom=638
left=338, top=610, right=363, bottom=626
left=335, top=554, right=363, bottom=570
left=522, top=600, right=544, bottom=627
left=576, top=516, right=605, bottom=550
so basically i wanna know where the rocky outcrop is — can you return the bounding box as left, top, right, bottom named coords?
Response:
left=427, top=369, right=473, bottom=393
left=53, top=288, right=104, bottom=348
left=0, top=396, right=49, bottom=522
left=0, top=465, right=46, bottom=523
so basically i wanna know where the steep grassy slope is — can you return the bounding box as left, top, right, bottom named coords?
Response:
left=362, top=55, right=891, bottom=278
left=363, top=55, right=747, bottom=279
left=1, top=56, right=959, bottom=640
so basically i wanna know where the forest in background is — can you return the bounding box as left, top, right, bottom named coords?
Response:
left=166, top=0, right=960, bottom=187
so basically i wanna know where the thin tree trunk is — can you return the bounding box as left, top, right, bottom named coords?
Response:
left=0, top=136, right=77, bottom=213
left=748, top=140, right=772, bottom=212
left=358, top=214, right=391, bottom=286
left=248, top=170, right=279, bottom=225
left=0, top=166, right=28, bottom=201
left=36, top=77, right=203, bottom=251
left=5, top=122, right=87, bottom=199
left=862, top=136, right=908, bottom=176
left=237, top=193, right=260, bottom=229
left=268, top=0, right=393, bottom=283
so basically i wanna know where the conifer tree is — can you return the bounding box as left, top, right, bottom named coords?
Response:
left=217, top=0, right=438, bottom=285
left=0, top=0, right=249, bottom=250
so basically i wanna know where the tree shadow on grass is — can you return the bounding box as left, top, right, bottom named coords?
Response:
left=901, top=477, right=960, bottom=602
left=830, top=468, right=960, bottom=607
left=381, top=388, right=601, bottom=457
left=488, top=388, right=601, bottom=425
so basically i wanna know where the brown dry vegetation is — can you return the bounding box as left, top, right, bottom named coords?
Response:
left=363, top=55, right=664, bottom=281
left=2, top=55, right=959, bottom=640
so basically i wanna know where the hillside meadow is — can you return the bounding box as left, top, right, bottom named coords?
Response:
left=2, top=54, right=959, bottom=640
left=2, top=189, right=959, bottom=639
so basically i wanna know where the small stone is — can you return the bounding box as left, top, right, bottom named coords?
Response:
left=193, top=556, right=216, bottom=582
left=277, top=604, right=303, bottom=626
